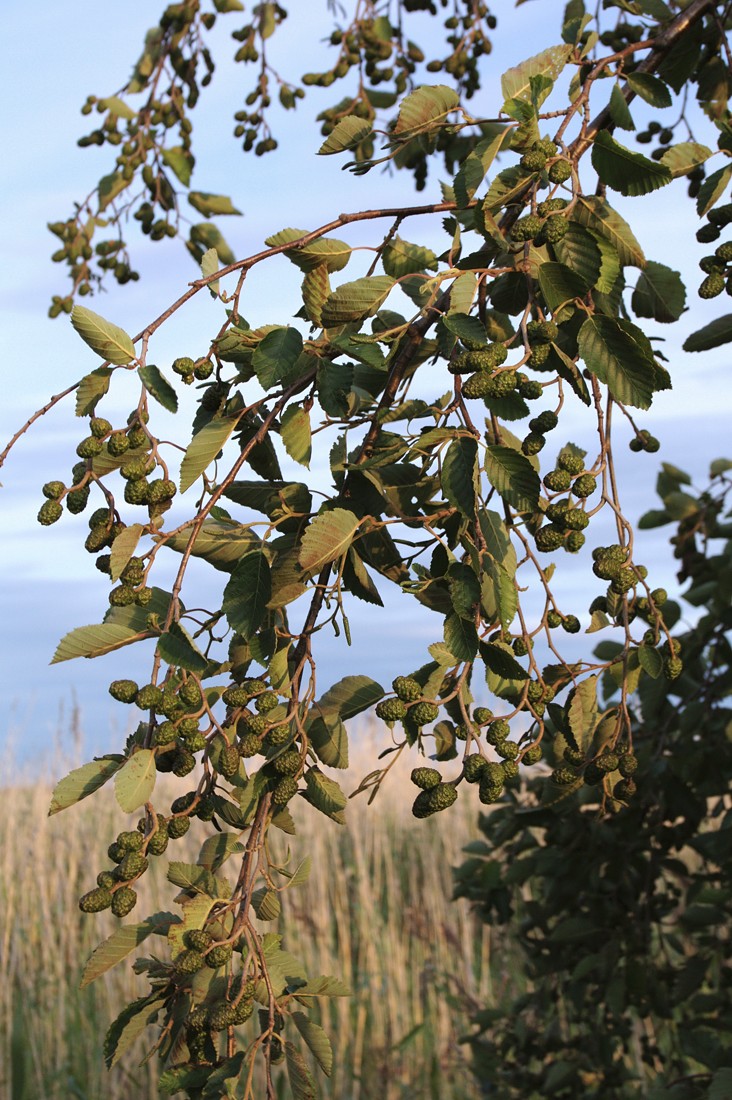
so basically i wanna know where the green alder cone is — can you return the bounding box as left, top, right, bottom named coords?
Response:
left=272, top=750, right=301, bottom=775
left=392, top=676, right=422, bottom=702
left=271, top=776, right=298, bottom=805
left=42, top=480, right=65, bottom=500
left=167, top=816, right=190, bottom=839
left=217, top=742, right=241, bottom=779
left=411, top=766, right=441, bottom=790
left=37, top=500, right=63, bottom=526
left=185, top=929, right=213, bottom=951
left=463, top=755, right=487, bottom=783
left=111, top=886, right=137, bottom=917
left=376, top=697, right=409, bottom=722
left=205, top=944, right=233, bottom=969
left=79, top=887, right=113, bottom=913
left=174, top=949, right=206, bottom=975
left=409, top=701, right=439, bottom=726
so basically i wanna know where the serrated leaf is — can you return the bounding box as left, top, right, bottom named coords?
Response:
left=71, top=306, right=136, bottom=365
left=573, top=195, right=645, bottom=269
left=442, top=436, right=478, bottom=519
left=553, top=224, right=602, bottom=289
left=638, top=644, right=663, bottom=679
left=501, top=45, right=572, bottom=102
left=303, top=768, right=347, bottom=823
left=453, top=129, right=510, bottom=207
left=293, top=974, right=351, bottom=998
left=188, top=191, right=241, bottom=217
left=481, top=641, right=529, bottom=681
left=82, top=912, right=173, bottom=989
left=180, top=415, right=239, bottom=493
left=317, top=674, right=384, bottom=721
left=252, top=327, right=303, bottom=390
left=161, top=145, right=193, bottom=186
left=626, top=72, right=672, bottom=108
left=631, top=260, right=686, bottom=323
left=114, top=749, right=156, bottom=813
left=299, top=509, right=360, bottom=573
left=484, top=445, right=540, bottom=513
left=444, top=613, right=479, bottom=661
left=481, top=556, right=517, bottom=630
left=158, top=1066, right=211, bottom=1094
left=591, top=131, right=671, bottom=197
left=318, top=114, right=373, bottom=154
left=683, top=313, right=732, bottom=352
left=138, top=364, right=178, bottom=413
left=538, top=261, right=590, bottom=316
left=104, top=995, right=165, bottom=1069
left=292, top=1013, right=333, bottom=1077
left=197, top=832, right=245, bottom=872
left=200, top=246, right=219, bottom=295
left=156, top=623, right=208, bottom=673
left=76, top=367, right=112, bottom=415
left=382, top=236, right=437, bottom=278
left=696, top=164, right=732, bottom=218
left=484, top=165, right=532, bottom=214
left=168, top=862, right=222, bottom=897
left=222, top=550, right=271, bottom=640
left=342, top=546, right=383, bottom=606
left=578, top=314, right=656, bottom=409
left=51, top=622, right=143, bottom=663
left=280, top=404, right=311, bottom=468
left=566, top=676, right=599, bottom=753
left=608, top=84, right=635, bottom=130
left=660, top=141, right=712, bottom=178
left=160, top=519, right=261, bottom=571
left=302, top=265, right=330, bottom=326
left=309, top=716, right=349, bottom=769
left=441, top=312, right=487, bottom=347
left=286, top=1041, right=318, bottom=1100
left=265, top=227, right=351, bottom=274
left=394, top=84, right=459, bottom=135
left=321, top=275, right=394, bottom=327
left=251, top=887, right=281, bottom=921
left=109, top=523, right=144, bottom=582
left=49, top=757, right=122, bottom=816
left=189, top=222, right=235, bottom=264
left=586, top=610, right=610, bottom=633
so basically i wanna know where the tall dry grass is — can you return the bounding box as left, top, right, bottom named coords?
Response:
left=0, top=722, right=497, bottom=1100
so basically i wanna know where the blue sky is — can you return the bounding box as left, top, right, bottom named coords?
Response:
left=1, top=1, right=729, bottom=760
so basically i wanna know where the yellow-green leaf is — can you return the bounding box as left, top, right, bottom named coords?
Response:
left=71, top=306, right=136, bottom=365
left=48, top=757, right=122, bottom=816
left=298, top=509, right=360, bottom=573
left=114, top=749, right=156, bottom=813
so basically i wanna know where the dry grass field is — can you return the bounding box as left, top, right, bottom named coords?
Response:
left=0, top=723, right=503, bottom=1100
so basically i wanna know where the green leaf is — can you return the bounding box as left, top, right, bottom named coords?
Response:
left=553, top=224, right=602, bottom=289
left=578, top=315, right=656, bottom=409
left=51, top=622, right=143, bottom=663
left=316, top=674, right=384, bottom=721
left=484, top=166, right=532, bottom=215
left=97, top=172, right=130, bottom=212
left=696, top=164, right=732, bottom=218
left=481, top=556, right=518, bottom=631
left=631, top=260, right=686, bottom=324
left=223, top=551, right=272, bottom=640
left=104, top=995, right=165, bottom=1069
left=442, top=436, right=478, bottom=519
left=484, top=445, right=540, bottom=513
left=252, top=327, right=303, bottom=390
left=321, top=276, right=394, bottom=327
left=394, top=84, right=459, bottom=135
left=573, top=195, right=646, bottom=268
left=187, top=191, right=241, bottom=217
left=161, top=145, right=193, bottom=186
left=444, top=613, right=479, bottom=661
left=180, top=415, right=239, bottom=493
left=251, top=887, right=281, bottom=920
left=318, top=115, right=373, bottom=154
left=501, top=45, right=572, bottom=103
left=109, top=523, right=144, bottom=582
left=293, top=974, right=351, bottom=998
left=158, top=1066, right=211, bottom=1094
left=537, top=262, right=590, bottom=316
left=626, top=72, right=672, bottom=108
left=453, top=129, right=510, bottom=207
left=591, top=131, right=672, bottom=197
left=683, top=314, right=732, bottom=352
left=480, top=641, right=529, bottom=681
left=75, top=367, right=112, bottom=416
left=660, top=141, right=712, bottom=179
left=638, top=644, right=663, bottom=679
left=160, top=519, right=261, bottom=571
left=156, top=623, right=209, bottom=673
left=114, top=749, right=156, bottom=813
left=138, top=364, right=178, bottom=412
left=167, top=862, right=222, bottom=897
left=82, top=913, right=174, bottom=989
left=71, top=306, right=136, bottom=365
left=302, top=264, right=330, bottom=326
left=608, top=84, right=634, bottom=130
left=190, top=222, right=235, bottom=265
left=566, top=676, right=599, bottom=753
left=286, top=1041, right=318, bottom=1100
left=99, top=95, right=135, bottom=120
left=49, top=757, right=122, bottom=816
left=197, top=832, right=245, bottom=872
left=299, top=509, right=360, bottom=573
left=303, top=768, right=347, bottom=823
left=265, top=227, right=351, bottom=274
left=201, top=1054, right=246, bottom=1099
left=280, top=404, right=312, bottom=468
left=441, top=312, right=487, bottom=347
left=308, top=715, right=349, bottom=769
left=292, top=1013, right=333, bottom=1077
left=201, top=246, right=219, bottom=295
left=382, top=236, right=437, bottom=277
